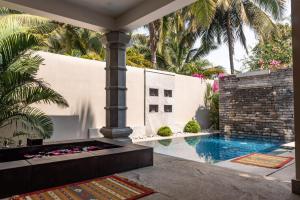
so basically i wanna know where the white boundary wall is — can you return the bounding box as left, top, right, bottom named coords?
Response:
left=0, top=52, right=212, bottom=141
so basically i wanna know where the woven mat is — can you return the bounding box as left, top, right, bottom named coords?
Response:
left=11, top=175, right=154, bottom=200
left=231, top=153, right=293, bottom=169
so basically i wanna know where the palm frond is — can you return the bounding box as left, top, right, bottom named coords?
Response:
left=0, top=7, right=69, bottom=140
left=0, top=32, right=40, bottom=68
left=253, top=0, right=286, bottom=20
left=244, top=1, right=277, bottom=40
left=14, top=107, right=53, bottom=139
left=191, top=0, right=218, bottom=27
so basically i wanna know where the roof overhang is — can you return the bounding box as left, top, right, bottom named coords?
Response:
left=0, top=0, right=197, bottom=32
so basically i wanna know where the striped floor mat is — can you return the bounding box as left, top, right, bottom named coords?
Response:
left=11, top=175, right=154, bottom=200
left=231, top=153, right=293, bottom=168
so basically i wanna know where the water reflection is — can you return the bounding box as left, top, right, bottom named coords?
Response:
left=184, top=136, right=201, bottom=147
left=196, top=138, right=223, bottom=163
left=184, top=136, right=215, bottom=163
left=158, top=139, right=172, bottom=146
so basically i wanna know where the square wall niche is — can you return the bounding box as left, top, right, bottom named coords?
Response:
left=149, top=88, right=159, bottom=96
left=164, top=90, right=173, bottom=97
left=149, top=105, right=159, bottom=113
left=164, top=105, right=172, bottom=113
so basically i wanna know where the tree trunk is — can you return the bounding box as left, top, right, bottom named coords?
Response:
left=226, top=13, right=235, bottom=74
left=149, top=20, right=161, bottom=69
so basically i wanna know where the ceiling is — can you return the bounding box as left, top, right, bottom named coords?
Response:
left=64, top=0, right=145, bottom=17
left=0, top=0, right=197, bottom=32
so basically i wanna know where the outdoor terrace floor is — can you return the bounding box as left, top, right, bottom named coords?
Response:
left=120, top=153, right=300, bottom=200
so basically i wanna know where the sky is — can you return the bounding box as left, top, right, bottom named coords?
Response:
left=134, top=0, right=292, bottom=74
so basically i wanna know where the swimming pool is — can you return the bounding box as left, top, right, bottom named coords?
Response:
left=138, top=134, right=284, bottom=163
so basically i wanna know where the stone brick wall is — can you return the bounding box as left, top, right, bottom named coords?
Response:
left=219, top=68, right=294, bottom=141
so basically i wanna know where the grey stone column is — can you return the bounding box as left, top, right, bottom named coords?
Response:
left=100, top=31, right=133, bottom=142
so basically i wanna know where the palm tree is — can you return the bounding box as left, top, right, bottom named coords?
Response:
left=192, top=0, right=286, bottom=74
left=42, top=24, right=105, bottom=60
left=0, top=8, right=68, bottom=139
left=147, top=1, right=221, bottom=71
left=156, top=9, right=220, bottom=75
left=148, top=19, right=162, bottom=68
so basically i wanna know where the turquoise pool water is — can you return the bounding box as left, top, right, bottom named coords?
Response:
left=138, top=134, right=284, bottom=163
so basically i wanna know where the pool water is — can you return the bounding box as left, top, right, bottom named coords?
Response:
left=138, top=134, right=284, bottom=163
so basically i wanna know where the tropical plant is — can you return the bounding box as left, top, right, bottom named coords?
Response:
left=184, top=62, right=225, bottom=78
left=189, top=0, right=286, bottom=74
left=154, top=8, right=219, bottom=74
left=146, top=2, right=215, bottom=72
left=44, top=26, right=152, bottom=68
left=209, top=93, right=220, bottom=130
left=205, top=83, right=219, bottom=130
left=135, top=19, right=221, bottom=73
left=184, top=120, right=201, bottom=133
left=126, top=47, right=152, bottom=68
left=157, top=126, right=173, bottom=137
left=244, top=23, right=292, bottom=71
left=41, top=24, right=105, bottom=60
left=0, top=9, right=68, bottom=140
left=0, top=8, right=58, bottom=36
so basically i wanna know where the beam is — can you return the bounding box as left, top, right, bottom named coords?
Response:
left=0, top=0, right=115, bottom=32
left=116, top=0, right=196, bottom=31
left=292, top=0, right=300, bottom=194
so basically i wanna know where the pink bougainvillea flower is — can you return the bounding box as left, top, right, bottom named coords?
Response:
left=270, top=60, right=281, bottom=66
left=198, top=74, right=205, bottom=79
left=212, top=80, right=219, bottom=93
left=192, top=73, right=205, bottom=79
left=218, top=73, right=225, bottom=80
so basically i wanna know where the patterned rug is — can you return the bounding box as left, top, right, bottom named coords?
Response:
left=231, top=153, right=294, bottom=169
left=11, top=175, right=155, bottom=200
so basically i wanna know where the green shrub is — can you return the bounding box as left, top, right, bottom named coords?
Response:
left=184, top=120, right=201, bottom=133
left=209, top=93, right=219, bottom=130
left=157, top=126, right=173, bottom=137
left=205, top=83, right=220, bottom=130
